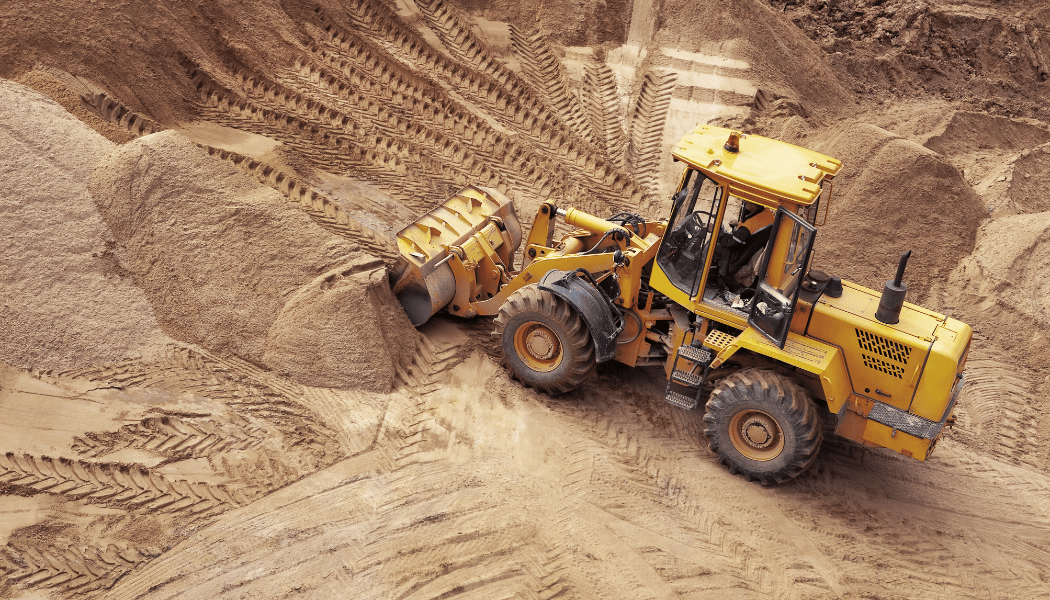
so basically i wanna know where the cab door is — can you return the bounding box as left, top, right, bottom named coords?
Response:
left=649, top=169, right=728, bottom=304
left=748, top=207, right=816, bottom=348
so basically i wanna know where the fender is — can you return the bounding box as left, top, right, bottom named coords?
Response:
left=538, top=269, right=623, bottom=363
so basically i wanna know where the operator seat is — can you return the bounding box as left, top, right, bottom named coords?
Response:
left=710, top=207, right=774, bottom=293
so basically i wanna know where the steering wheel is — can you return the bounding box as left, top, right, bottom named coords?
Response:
left=683, top=211, right=713, bottom=238
left=666, top=211, right=714, bottom=263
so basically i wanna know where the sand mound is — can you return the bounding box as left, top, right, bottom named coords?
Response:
left=1006, top=144, right=1050, bottom=212
left=804, top=122, right=986, bottom=300
left=922, top=112, right=1050, bottom=156
left=0, top=78, right=174, bottom=372
left=799, top=121, right=896, bottom=169
left=88, top=130, right=418, bottom=391
left=264, top=257, right=416, bottom=391
left=970, top=142, right=1050, bottom=217
left=946, top=211, right=1050, bottom=358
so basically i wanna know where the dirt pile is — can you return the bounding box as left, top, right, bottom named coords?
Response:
left=775, top=0, right=1050, bottom=120
left=968, top=142, right=1050, bottom=216
left=945, top=210, right=1050, bottom=355
left=1003, top=144, right=1050, bottom=212
left=88, top=130, right=417, bottom=391
left=0, top=79, right=174, bottom=372
left=920, top=111, right=1050, bottom=157
left=793, top=122, right=985, bottom=301
left=864, top=107, right=1050, bottom=216
left=263, top=257, right=418, bottom=390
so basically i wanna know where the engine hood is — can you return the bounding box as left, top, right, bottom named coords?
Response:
left=806, top=280, right=971, bottom=421
left=817, top=281, right=944, bottom=342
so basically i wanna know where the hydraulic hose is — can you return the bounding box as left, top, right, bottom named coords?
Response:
left=617, top=307, right=644, bottom=345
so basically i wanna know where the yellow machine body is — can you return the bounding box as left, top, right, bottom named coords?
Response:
left=805, top=282, right=971, bottom=458
left=391, top=125, right=972, bottom=465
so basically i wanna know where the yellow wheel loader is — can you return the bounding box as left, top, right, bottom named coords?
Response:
left=390, top=125, right=971, bottom=484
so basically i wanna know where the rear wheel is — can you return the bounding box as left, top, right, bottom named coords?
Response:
left=703, top=369, right=822, bottom=484
left=494, top=285, right=595, bottom=394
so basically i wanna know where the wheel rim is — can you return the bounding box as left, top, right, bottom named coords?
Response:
left=514, top=321, right=563, bottom=372
left=728, top=409, right=784, bottom=461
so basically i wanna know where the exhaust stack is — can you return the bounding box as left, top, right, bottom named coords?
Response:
left=875, top=250, right=911, bottom=325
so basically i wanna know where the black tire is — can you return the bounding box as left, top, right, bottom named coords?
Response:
left=493, top=284, right=596, bottom=394
left=703, top=369, right=822, bottom=485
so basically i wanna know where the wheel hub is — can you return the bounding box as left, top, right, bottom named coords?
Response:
left=513, top=321, right=564, bottom=372
left=741, top=414, right=777, bottom=449
left=727, top=409, right=784, bottom=461
left=525, top=328, right=557, bottom=360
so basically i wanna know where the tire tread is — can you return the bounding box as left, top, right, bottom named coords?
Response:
left=703, top=369, right=822, bottom=485
left=493, top=285, right=595, bottom=394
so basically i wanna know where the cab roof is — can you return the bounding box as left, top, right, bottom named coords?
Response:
left=672, top=125, right=842, bottom=206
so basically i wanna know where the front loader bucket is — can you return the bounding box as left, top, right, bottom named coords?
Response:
left=390, top=186, right=521, bottom=326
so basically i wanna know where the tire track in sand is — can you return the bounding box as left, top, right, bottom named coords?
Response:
left=509, top=23, right=594, bottom=145
left=1, top=543, right=159, bottom=595
left=80, top=90, right=162, bottom=137
left=0, top=452, right=243, bottom=516
left=72, top=413, right=263, bottom=461
left=199, top=144, right=400, bottom=266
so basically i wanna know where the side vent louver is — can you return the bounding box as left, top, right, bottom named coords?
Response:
left=856, top=329, right=910, bottom=379
left=861, top=354, right=906, bottom=379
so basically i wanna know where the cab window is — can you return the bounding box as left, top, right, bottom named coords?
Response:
left=748, top=208, right=817, bottom=347
left=656, top=170, right=725, bottom=296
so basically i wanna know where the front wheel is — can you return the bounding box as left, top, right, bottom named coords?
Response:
left=493, top=285, right=595, bottom=395
left=703, top=369, right=822, bottom=484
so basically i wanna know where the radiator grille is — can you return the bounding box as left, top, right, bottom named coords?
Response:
left=856, top=329, right=911, bottom=364
left=861, top=354, right=905, bottom=379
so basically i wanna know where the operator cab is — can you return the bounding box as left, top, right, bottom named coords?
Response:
left=656, top=170, right=776, bottom=313
left=648, top=126, right=840, bottom=348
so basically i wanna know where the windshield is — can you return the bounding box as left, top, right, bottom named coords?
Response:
left=656, top=170, right=725, bottom=296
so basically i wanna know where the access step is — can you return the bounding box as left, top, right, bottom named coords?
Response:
left=703, top=330, right=736, bottom=352
left=670, top=368, right=703, bottom=387
left=665, top=390, right=699, bottom=410
left=677, top=344, right=711, bottom=364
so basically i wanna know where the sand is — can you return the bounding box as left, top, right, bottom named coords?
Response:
left=88, top=129, right=417, bottom=391
left=2, top=0, right=1050, bottom=598
left=0, top=79, right=174, bottom=372
left=13, top=68, right=139, bottom=145
left=779, top=0, right=1050, bottom=121
left=798, top=121, right=986, bottom=302
left=264, top=256, right=420, bottom=391
left=944, top=209, right=1050, bottom=361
